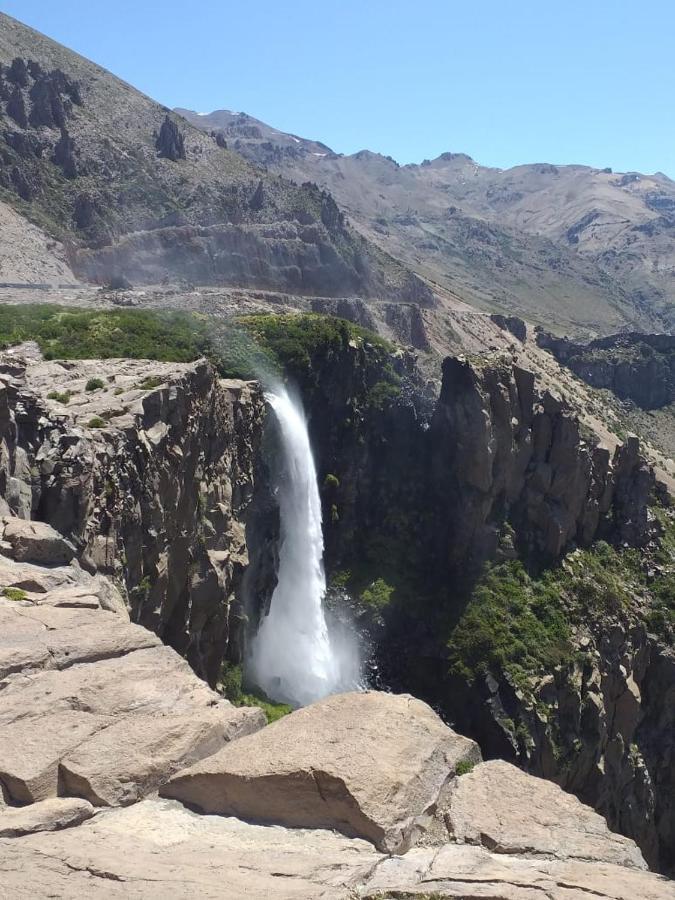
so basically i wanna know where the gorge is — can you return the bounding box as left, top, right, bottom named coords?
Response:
left=0, top=9, right=673, bottom=897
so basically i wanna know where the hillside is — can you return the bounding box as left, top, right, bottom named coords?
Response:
left=180, top=107, right=675, bottom=336
left=0, top=14, right=427, bottom=303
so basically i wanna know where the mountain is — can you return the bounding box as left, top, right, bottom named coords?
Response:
left=0, top=13, right=428, bottom=303
left=179, top=108, right=675, bottom=337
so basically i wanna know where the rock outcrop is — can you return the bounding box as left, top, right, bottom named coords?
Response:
left=155, top=115, right=186, bottom=161
left=162, top=691, right=481, bottom=853
left=0, top=349, right=266, bottom=684
left=0, top=552, right=265, bottom=812
left=537, top=330, right=675, bottom=410
left=1, top=688, right=671, bottom=898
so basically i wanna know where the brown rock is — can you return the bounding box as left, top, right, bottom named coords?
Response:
left=0, top=798, right=94, bottom=837
left=162, top=691, right=481, bottom=853
left=59, top=708, right=265, bottom=807
left=443, top=760, right=647, bottom=869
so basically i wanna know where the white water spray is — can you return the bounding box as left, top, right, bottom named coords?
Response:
left=248, top=386, right=360, bottom=707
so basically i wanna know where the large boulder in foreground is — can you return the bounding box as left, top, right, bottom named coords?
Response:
left=443, top=760, right=647, bottom=869
left=162, top=691, right=481, bottom=853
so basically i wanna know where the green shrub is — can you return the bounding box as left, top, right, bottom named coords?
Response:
left=46, top=390, right=71, bottom=404
left=138, top=376, right=164, bottom=391
left=455, top=760, right=475, bottom=776
left=2, top=587, right=27, bottom=601
left=323, top=473, right=340, bottom=491
left=361, top=577, right=395, bottom=611
left=87, top=416, right=106, bottom=428
left=85, top=377, right=105, bottom=392
left=447, top=561, right=573, bottom=689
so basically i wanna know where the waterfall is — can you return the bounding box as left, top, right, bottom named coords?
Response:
left=247, top=386, right=360, bottom=707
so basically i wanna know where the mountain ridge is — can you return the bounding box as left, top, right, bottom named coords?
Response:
left=0, top=13, right=429, bottom=304
left=180, top=106, right=675, bottom=337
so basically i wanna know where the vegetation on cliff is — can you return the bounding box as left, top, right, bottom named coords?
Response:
left=447, top=513, right=674, bottom=693
left=0, top=305, right=402, bottom=406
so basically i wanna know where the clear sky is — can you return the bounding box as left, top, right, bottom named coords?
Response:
left=3, top=0, right=674, bottom=177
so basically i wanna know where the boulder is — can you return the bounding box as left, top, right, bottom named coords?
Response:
left=2, top=519, right=75, bottom=565
left=443, top=761, right=647, bottom=869
left=0, top=798, right=94, bottom=837
left=59, top=708, right=264, bottom=807
left=162, top=691, right=481, bottom=853
left=0, top=711, right=111, bottom=803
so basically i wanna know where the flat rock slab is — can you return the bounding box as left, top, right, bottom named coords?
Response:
left=60, top=708, right=265, bottom=807
left=362, top=843, right=674, bottom=900
left=443, top=760, right=647, bottom=869
left=0, top=800, right=671, bottom=900
left=0, top=600, right=159, bottom=679
left=0, top=711, right=111, bottom=803
left=0, top=798, right=380, bottom=899
left=0, top=798, right=94, bottom=837
left=162, top=691, right=482, bottom=853
left=0, top=645, right=224, bottom=726
left=2, top=519, right=75, bottom=565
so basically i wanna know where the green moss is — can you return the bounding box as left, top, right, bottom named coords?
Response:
left=323, top=473, right=340, bottom=491
left=2, top=587, right=27, bottom=602
left=239, top=693, right=293, bottom=724
left=0, top=306, right=401, bottom=395
left=446, top=527, right=673, bottom=696
left=367, top=379, right=401, bottom=410
left=85, top=377, right=105, bottom=392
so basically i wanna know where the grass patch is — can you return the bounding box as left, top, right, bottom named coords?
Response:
left=138, top=376, right=165, bottom=391
left=455, top=760, right=475, bottom=776
left=85, top=377, right=105, bottom=392
left=2, top=587, right=27, bottom=601
left=220, top=663, right=293, bottom=724
left=87, top=416, right=106, bottom=429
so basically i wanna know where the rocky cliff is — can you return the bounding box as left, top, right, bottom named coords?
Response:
left=1, top=334, right=673, bottom=874
left=0, top=346, right=265, bottom=684
left=284, top=341, right=673, bottom=872
left=537, top=330, right=675, bottom=410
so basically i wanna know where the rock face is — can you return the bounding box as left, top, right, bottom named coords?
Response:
left=310, top=350, right=657, bottom=583
left=427, top=355, right=657, bottom=565
left=538, top=330, right=675, bottom=409
left=0, top=350, right=266, bottom=684
left=162, top=691, right=482, bottom=853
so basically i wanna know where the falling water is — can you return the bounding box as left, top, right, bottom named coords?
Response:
left=247, top=385, right=360, bottom=707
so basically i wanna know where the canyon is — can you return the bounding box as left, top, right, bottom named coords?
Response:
left=0, top=8, right=673, bottom=897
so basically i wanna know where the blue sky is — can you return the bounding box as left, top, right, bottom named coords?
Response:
left=3, top=0, right=674, bottom=176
